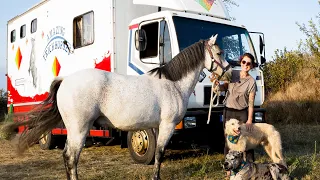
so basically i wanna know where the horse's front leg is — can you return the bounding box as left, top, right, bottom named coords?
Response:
left=153, top=123, right=176, bottom=180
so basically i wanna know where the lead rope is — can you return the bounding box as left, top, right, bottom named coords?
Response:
left=207, top=79, right=221, bottom=124
left=206, top=68, right=231, bottom=124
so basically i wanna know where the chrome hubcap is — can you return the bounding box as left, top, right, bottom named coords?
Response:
left=40, top=134, right=48, bottom=144
left=131, top=130, right=149, bottom=156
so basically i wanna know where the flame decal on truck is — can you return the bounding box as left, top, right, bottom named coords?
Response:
left=94, top=51, right=111, bottom=72
left=7, top=76, right=49, bottom=105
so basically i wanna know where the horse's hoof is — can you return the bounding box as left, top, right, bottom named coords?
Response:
left=152, top=175, right=160, bottom=180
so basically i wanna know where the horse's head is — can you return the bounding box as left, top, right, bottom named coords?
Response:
left=204, top=34, right=229, bottom=76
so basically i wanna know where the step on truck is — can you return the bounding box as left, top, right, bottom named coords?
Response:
left=6, top=0, right=266, bottom=164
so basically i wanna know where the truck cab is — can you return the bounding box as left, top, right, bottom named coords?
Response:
left=125, top=0, right=266, bottom=164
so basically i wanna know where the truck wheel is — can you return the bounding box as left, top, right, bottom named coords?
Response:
left=127, top=129, right=156, bottom=165
left=39, top=133, right=56, bottom=150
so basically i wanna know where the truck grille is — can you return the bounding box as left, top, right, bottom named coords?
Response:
left=203, top=86, right=225, bottom=106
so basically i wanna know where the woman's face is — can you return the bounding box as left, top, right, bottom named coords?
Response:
left=240, top=56, right=253, bottom=72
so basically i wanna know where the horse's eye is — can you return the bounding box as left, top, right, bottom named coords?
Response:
left=232, top=123, right=234, bottom=125
left=217, top=52, right=222, bottom=55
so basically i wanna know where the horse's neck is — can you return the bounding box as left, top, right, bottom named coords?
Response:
left=174, top=65, right=203, bottom=101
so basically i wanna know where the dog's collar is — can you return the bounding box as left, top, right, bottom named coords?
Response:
left=227, top=135, right=240, bottom=144
left=231, top=161, right=247, bottom=176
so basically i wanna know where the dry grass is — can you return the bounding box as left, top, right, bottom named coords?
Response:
left=264, top=68, right=320, bottom=124
left=0, top=140, right=226, bottom=180
left=0, top=124, right=319, bottom=180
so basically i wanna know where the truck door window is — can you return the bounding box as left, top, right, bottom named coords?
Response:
left=20, top=25, right=26, bottom=39
left=240, top=34, right=250, bottom=54
left=222, top=34, right=251, bottom=62
left=222, top=34, right=240, bottom=61
left=31, top=19, right=37, bottom=33
left=10, top=30, right=16, bottom=43
left=140, top=22, right=159, bottom=59
left=159, top=20, right=172, bottom=64
left=73, top=11, right=94, bottom=49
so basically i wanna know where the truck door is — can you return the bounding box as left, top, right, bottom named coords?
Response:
left=129, top=19, right=172, bottom=75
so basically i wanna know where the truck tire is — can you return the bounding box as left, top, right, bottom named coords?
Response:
left=127, top=129, right=156, bottom=165
left=39, top=133, right=56, bottom=150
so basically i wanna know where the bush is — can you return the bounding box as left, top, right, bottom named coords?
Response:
left=0, top=89, right=7, bottom=122
left=262, top=8, right=320, bottom=124
left=262, top=49, right=304, bottom=95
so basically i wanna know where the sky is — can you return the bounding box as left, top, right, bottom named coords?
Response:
left=0, top=0, right=319, bottom=90
left=230, top=0, right=319, bottom=60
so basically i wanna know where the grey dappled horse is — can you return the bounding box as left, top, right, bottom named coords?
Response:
left=1, top=35, right=229, bottom=180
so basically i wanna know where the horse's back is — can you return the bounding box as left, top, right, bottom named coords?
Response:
left=56, top=68, right=169, bottom=130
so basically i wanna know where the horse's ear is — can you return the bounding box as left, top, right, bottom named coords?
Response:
left=208, top=34, right=218, bottom=46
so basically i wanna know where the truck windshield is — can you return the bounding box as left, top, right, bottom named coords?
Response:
left=173, top=16, right=255, bottom=66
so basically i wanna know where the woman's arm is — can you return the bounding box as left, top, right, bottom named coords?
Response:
left=246, top=91, right=255, bottom=131
left=248, top=91, right=255, bottom=123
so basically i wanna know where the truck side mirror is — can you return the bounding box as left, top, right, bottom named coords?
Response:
left=260, top=56, right=266, bottom=65
left=259, top=35, right=266, bottom=64
left=259, top=35, right=264, bottom=55
left=135, top=29, right=147, bottom=51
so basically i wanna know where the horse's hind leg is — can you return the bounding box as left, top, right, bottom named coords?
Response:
left=153, top=123, right=176, bottom=180
left=62, top=119, right=92, bottom=180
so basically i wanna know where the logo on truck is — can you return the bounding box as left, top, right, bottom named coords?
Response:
left=195, top=0, right=215, bottom=11
left=42, top=26, right=73, bottom=61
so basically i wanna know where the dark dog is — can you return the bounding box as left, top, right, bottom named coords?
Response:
left=224, top=150, right=291, bottom=180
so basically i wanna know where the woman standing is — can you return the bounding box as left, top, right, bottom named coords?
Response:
left=211, top=52, right=257, bottom=162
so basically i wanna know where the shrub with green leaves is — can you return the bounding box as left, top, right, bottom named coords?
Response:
left=262, top=49, right=304, bottom=95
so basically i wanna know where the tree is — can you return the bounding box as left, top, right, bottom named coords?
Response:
left=0, top=89, right=7, bottom=122
left=296, top=2, right=320, bottom=59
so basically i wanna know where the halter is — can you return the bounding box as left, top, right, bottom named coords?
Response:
left=205, top=41, right=230, bottom=73
left=205, top=41, right=231, bottom=124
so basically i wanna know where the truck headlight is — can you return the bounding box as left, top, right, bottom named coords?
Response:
left=184, top=117, right=196, bottom=129
left=254, top=112, right=264, bottom=123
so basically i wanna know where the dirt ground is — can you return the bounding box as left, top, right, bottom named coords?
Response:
left=0, top=138, right=225, bottom=180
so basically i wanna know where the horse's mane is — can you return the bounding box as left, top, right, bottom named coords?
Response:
left=148, top=40, right=206, bottom=81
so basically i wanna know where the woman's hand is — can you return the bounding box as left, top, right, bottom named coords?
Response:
left=209, top=73, right=220, bottom=85
left=246, top=121, right=253, bottom=132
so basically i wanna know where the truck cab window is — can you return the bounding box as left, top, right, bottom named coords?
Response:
left=222, top=34, right=251, bottom=62
left=159, top=20, right=172, bottom=64
left=73, top=11, right=94, bottom=49
left=11, top=30, right=16, bottom=43
left=20, top=25, right=26, bottom=39
left=222, top=34, right=240, bottom=61
left=140, top=22, right=159, bottom=59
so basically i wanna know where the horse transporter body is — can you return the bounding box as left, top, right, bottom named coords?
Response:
left=6, top=0, right=266, bottom=164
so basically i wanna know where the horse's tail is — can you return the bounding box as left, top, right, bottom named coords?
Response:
left=0, top=77, right=64, bottom=154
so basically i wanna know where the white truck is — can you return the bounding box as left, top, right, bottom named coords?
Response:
left=6, top=0, right=266, bottom=164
